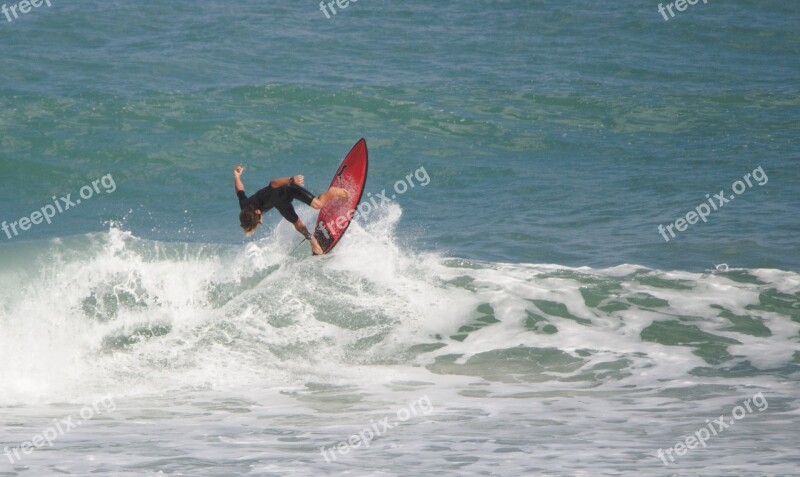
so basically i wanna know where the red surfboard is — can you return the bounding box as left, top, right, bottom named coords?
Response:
left=313, top=139, right=368, bottom=255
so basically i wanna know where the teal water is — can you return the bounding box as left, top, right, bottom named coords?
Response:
left=1, top=0, right=797, bottom=269
left=1, top=1, right=799, bottom=476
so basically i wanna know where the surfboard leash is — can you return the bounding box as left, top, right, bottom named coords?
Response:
left=290, top=238, right=308, bottom=254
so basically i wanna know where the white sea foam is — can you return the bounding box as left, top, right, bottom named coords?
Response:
left=0, top=207, right=798, bottom=476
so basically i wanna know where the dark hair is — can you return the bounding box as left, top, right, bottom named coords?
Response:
left=240, top=205, right=259, bottom=236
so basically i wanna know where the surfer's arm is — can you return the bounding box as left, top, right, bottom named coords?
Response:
left=270, top=175, right=304, bottom=188
left=233, top=165, right=245, bottom=193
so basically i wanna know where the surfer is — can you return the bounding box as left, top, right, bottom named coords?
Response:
left=234, top=165, right=349, bottom=255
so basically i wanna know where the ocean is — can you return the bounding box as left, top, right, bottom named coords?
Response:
left=0, top=1, right=798, bottom=476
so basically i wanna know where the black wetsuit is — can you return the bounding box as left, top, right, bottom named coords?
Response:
left=237, top=183, right=315, bottom=223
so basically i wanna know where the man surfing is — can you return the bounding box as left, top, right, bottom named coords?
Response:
left=234, top=165, right=349, bottom=255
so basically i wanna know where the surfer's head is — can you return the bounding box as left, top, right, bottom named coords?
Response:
left=240, top=205, right=262, bottom=236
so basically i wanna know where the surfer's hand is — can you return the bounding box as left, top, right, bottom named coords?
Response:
left=292, top=175, right=304, bottom=186
left=233, top=165, right=244, bottom=177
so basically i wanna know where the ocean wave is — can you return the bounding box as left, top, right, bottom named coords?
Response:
left=0, top=204, right=797, bottom=406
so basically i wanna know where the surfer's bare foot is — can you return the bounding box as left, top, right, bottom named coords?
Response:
left=310, top=237, right=324, bottom=255
left=331, top=187, right=350, bottom=198
left=311, top=187, right=350, bottom=209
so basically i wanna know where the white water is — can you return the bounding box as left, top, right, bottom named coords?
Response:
left=1, top=205, right=798, bottom=475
